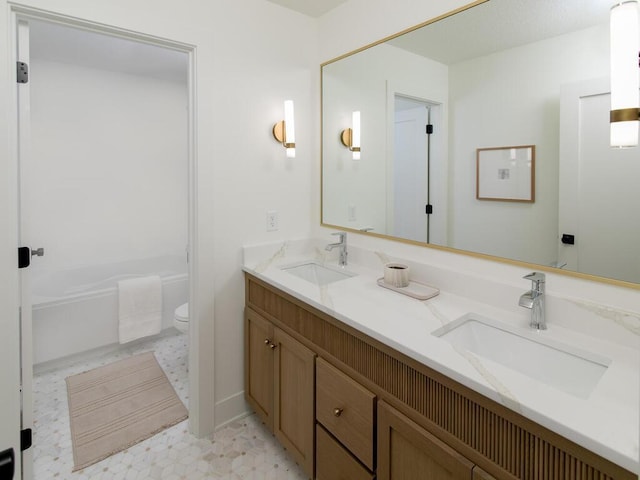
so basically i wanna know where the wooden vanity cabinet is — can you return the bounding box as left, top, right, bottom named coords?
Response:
left=244, top=308, right=315, bottom=478
left=245, top=273, right=636, bottom=480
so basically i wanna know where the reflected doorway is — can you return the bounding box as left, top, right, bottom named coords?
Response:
left=391, top=95, right=441, bottom=243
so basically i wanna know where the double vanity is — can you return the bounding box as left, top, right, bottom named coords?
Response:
left=242, top=238, right=639, bottom=479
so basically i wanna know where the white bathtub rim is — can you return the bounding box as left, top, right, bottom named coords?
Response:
left=32, top=272, right=187, bottom=310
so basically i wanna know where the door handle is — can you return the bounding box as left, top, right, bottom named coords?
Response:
left=18, top=246, right=44, bottom=268
left=0, top=448, right=15, bottom=479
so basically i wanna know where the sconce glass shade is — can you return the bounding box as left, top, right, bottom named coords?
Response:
left=610, top=1, right=640, bottom=147
left=352, top=111, right=361, bottom=160
left=340, top=111, right=362, bottom=159
left=273, top=100, right=296, bottom=157
left=284, top=100, right=296, bottom=158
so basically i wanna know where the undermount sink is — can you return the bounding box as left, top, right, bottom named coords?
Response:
left=281, top=261, right=356, bottom=286
left=432, top=314, right=610, bottom=399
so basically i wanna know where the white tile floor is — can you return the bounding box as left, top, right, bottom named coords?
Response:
left=32, top=330, right=307, bottom=480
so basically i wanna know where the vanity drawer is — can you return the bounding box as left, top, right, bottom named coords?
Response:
left=316, top=424, right=374, bottom=480
left=316, top=357, right=376, bottom=470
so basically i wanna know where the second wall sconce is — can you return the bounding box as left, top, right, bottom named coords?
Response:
left=610, top=0, right=640, bottom=147
left=341, top=111, right=361, bottom=160
left=273, top=100, right=296, bottom=158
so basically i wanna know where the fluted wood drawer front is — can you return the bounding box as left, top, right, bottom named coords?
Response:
left=316, top=424, right=374, bottom=480
left=316, top=357, right=376, bottom=470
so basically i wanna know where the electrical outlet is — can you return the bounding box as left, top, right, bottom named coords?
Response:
left=348, top=204, right=357, bottom=221
left=266, top=210, right=279, bottom=231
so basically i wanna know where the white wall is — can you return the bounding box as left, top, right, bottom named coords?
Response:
left=448, top=23, right=609, bottom=266
left=1, top=0, right=317, bottom=437
left=322, top=43, right=448, bottom=233
left=1, top=0, right=637, bottom=456
left=26, top=58, right=188, bottom=271
left=316, top=1, right=640, bottom=326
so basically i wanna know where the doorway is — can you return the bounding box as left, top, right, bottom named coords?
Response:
left=559, top=79, right=640, bottom=284
left=390, top=95, right=444, bottom=244
left=12, top=12, right=196, bottom=480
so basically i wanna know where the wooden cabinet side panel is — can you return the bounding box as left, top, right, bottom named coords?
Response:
left=244, top=309, right=274, bottom=430
left=377, top=401, right=474, bottom=480
left=274, top=327, right=316, bottom=478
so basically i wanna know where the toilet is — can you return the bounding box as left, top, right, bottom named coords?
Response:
left=174, top=302, right=189, bottom=333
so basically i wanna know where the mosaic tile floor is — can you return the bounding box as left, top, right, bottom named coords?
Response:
left=32, top=330, right=307, bottom=480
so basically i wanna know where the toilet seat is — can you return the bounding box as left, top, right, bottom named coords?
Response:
left=175, top=303, right=188, bottom=321
left=174, top=303, right=189, bottom=333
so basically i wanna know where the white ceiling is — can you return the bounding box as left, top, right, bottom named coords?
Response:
left=388, top=0, right=611, bottom=65
left=265, top=0, right=348, bottom=17
left=29, top=20, right=188, bottom=83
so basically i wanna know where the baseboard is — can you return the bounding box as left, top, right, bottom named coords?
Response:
left=34, top=327, right=180, bottom=374
left=214, top=391, right=250, bottom=429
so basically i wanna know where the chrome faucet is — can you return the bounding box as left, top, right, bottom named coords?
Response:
left=325, top=232, right=348, bottom=266
left=519, top=272, right=546, bottom=330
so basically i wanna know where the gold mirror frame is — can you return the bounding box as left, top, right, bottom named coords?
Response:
left=320, top=0, right=640, bottom=291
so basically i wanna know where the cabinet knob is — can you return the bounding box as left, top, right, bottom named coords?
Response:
left=269, top=343, right=277, bottom=350
left=264, top=339, right=271, bottom=345
left=333, top=408, right=344, bottom=417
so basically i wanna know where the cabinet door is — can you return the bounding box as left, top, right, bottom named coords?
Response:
left=244, top=309, right=274, bottom=429
left=316, top=424, right=374, bottom=480
left=274, top=327, right=316, bottom=478
left=378, top=401, right=474, bottom=480
left=473, top=466, right=498, bottom=480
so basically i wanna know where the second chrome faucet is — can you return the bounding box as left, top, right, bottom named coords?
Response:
left=325, top=232, right=348, bottom=266
left=519, top=272, right=546, bottom=330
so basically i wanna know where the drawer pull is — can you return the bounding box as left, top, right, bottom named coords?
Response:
left=333, top=408, right=344, bottom=417
left=269, top=343, right=277, bottom=350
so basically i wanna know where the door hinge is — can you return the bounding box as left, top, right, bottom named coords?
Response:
left=0, top=448, right=15, bottom=479
left=425, top=204, right=433, bottom=215
left=426, top=124, right=433, bottom=135
left=16, top=62, right=28, bottom=84
left=20, top=429, right=32, bottom=451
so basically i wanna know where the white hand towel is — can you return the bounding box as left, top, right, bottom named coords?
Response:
left=118, top=275, right=162, bottom=344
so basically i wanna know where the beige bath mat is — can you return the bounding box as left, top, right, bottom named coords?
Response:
left=66, top=351, right=188, bottom=471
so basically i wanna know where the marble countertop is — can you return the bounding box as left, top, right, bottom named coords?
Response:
left=242, top=239, right=639, bottom=474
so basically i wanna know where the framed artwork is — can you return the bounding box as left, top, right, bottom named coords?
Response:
left=476, top=145, right=535, bottom=202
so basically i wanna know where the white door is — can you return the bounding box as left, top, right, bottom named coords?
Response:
left=0, top=17, right=32, bottom=480
left=559, top=80, right=640, bottom=283
left=17, top=19, right=34, bottom=480
left=393, top=105, right=429, bottom=242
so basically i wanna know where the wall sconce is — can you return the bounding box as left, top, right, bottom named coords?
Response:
left=340, top=111, right=361, bottom=159
left=273, top=100, right=296, bottom=158
left=610, top=0, right=640, bottom=147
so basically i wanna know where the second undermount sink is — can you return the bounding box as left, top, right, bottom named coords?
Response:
left=281, top=261, right=356, bottom=286
left=432, top=314, right=610, bottom=399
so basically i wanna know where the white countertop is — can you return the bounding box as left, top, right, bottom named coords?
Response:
left=242, top=239, right=640, bottom=474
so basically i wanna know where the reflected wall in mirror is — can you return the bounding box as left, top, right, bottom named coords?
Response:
left=322, top=0, right=640, bottom=286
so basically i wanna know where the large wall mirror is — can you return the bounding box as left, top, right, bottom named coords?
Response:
left=322, top=0, right=640, bottom=288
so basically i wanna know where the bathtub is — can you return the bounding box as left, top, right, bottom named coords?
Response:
left=31, top=255, right=188, bottom=365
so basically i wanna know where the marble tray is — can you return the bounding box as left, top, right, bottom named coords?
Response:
left=376, top=278, right=440, bottom=300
